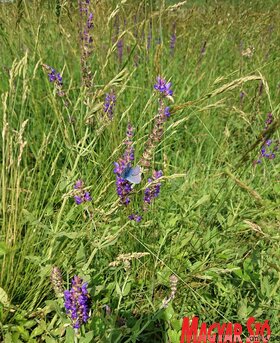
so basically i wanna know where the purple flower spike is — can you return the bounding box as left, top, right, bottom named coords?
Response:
left=113, top=162, right=123, bottom=175
left=74, top=196, right=83, bottom=205
left=154, top=76, right=173, bottom=97
left=42, top=64, right=65, bottom=97
left=114, top=123, right=136, bottom=205
left=128, top=214, right=142, bottom=222
left=170, top=23, right=176, bottom=56
left=117, top=39, right=124, bottom=64
left=144, top=170, right=163, bottom=206
left=116, top=176, right=132, bottom=206
left=84, top=192, right=92, bottom=202
left=47, top=68, right=63, bottom=87
left=74, top=179, right=84, bottom=189
left=170, top=33, right=176, bottom=53
left=104, top=91, right=116, bottom=120
left=254, top=113, right=279, bottom=165
left=153, top=170, right=163, bottom=179
left=73, top=180, right=92, bottom=205
left=87, top=13, right=94, bottom=29
left=164, top=107, right=171, bottom=118
left=64, top=275, right=90, bottom=329
left=264, top=112, right=273, bottom=130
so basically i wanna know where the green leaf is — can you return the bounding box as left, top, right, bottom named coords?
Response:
left=237, top=299, right=248, bottom=320
left=65, top=327, right=74, bottom=343
left=23, top=320, right=36, bottom=329
left=0, top=287, right=10, bottom=306
left=45, top=337, right=57, bottom=343
left=80, top=331, right=94, bottom=343
left=171, top=318, right=182, bottom=332
left=115, top=282, right=122, bottom=296
left=261, top=276, right=271, bottom=297
left=233, top=268, right=243, bottom=279
left=16, top=325, right=30, bottom=341
left=168, top=329, right=181, bottom=343
left=55, top=231, right=85, bottom=239
left=122, top=281, right=131, bottom=296
left=30, top=325, right=45, bottom=338
left=193, top=194, right=210, bottom=208
left=39, top=265, right=52, bottom=279
left=217, top=213, right=225, bottom=226
left=162, top=304, right=175, bottom=320
left=59, top=179, right=69, bottom=191
left=4, top=333, right=13, bottom=343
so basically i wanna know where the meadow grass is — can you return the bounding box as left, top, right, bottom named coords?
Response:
left=0, top=0, right=280, bottom=342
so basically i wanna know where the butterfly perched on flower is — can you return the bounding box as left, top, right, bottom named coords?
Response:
left=121, top=165, right=142, bottom=184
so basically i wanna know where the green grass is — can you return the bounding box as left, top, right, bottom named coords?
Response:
left=0, top=0, right=280, bottom=342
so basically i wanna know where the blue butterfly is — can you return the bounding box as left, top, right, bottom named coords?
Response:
left=121, top=165, right=142, bottom=184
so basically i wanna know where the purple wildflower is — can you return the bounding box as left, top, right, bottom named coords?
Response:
left=144, top=170, right=163, bottom=207
left=116, top=176, right=133, bottom=205
left=74, top=179, right=84, bottom=189
left=84, top=192, right=92, bottom=202
left=79, top=0, right=90, bottom=14
left=164, top=106, right=171, bottom=118
left=259, top=139, right=279, bottom=160
left=114, top=123, right=135, bottom=205
left=117, top=39, right=124, bottom=64
left=154, top=76, right=173, bottom=97
left=254, top=113, right=279, bottom=165
left=170, top=23, right=176, bottom=56
left=87, top=12, right=93, bottom=29
left=170, top=33, right=176, bottom=54
left=128, top=214, right=142, bottom=222
left=73, top=180, right=92, bottom=205
left=74, top=196, right=83, bottom=205
left=104, top=91, right=116, bottom=120
left=42, top=64, right=65, bottom=97
left=113, top=161, right=125, bottom=175
left=264, top=112, right=273, bottom=130
left=64, top=275, right=90, bottom=329
left=114, top=123, right=135, bottom=174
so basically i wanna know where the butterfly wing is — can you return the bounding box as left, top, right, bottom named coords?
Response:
left=121, top=166, right=131, bottom=179
left=125, top=166, right=142, bottom=184
left=131, top=165, right=141, bottom=176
